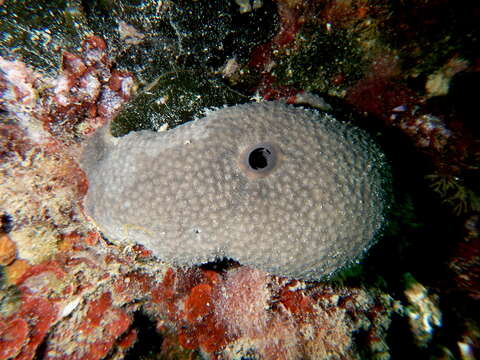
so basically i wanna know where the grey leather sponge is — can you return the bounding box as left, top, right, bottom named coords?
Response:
left=81, top=101, right=391, bottom=280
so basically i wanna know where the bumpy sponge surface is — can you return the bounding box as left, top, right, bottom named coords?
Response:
left=81, top=101, right=391, bottom=280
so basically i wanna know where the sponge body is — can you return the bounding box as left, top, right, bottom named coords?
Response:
left=82, top=101, right=391, bottom=280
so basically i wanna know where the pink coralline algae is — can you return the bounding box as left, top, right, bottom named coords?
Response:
left=0, top=35, right=137, bottom=360
left=0, top=238, right=394, bottom=359
left=0, top=35, right=133, bottom=144
left=146, top=266, right=394, bottom=359
left=45, top=292, right=132, bottom=360
left=0, top=318, right=29, bottom=359
left=0, top=272, right=59, bottom=360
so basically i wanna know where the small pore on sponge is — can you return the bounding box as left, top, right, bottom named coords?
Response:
left=80, top=101, right=392, bottom=281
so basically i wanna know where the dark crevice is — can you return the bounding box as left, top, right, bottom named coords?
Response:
left=0, top=213, right=13, bottom=233
left=124, top=311, right=164, bottom=360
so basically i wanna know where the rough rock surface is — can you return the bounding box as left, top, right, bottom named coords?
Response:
left=81, top=101, right=391, bottom=280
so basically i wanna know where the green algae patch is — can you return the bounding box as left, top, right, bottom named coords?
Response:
left=0, top=0, right=91, bottom=74
left=110, top=71, right=246, bottom=137
left=271, top=26, right=365, bottom=96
